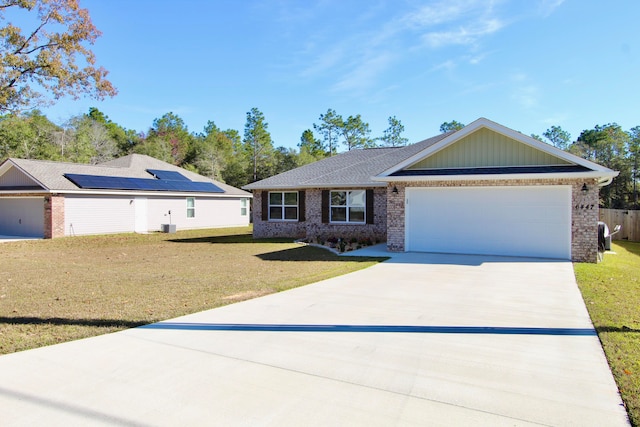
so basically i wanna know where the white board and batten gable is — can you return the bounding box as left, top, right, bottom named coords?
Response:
left=376, top=118, right=617, bottom=183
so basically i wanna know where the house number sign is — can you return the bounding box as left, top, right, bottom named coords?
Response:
left=574, top=204, right=596, bottom=210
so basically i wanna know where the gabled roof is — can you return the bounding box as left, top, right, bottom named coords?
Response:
left=0, top=154, right=251, bottom=197
left=243, top=132, right=453, bottom=190
left=375, top=118, right=618, bottom=183
left=244, top=117, right=618, bottom=191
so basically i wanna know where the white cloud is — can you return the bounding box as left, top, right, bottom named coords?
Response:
left=513, top=85, right=539, bottom=108
left=293, top=0, right=512, bottom=95
left=430, top=60, right=457, bottom=72
left=331, top=52, right=396, bottom=93
left=510, top=73, right=540, bottom=109
left=538, top=0, right=565, bottom=17
left=467, top=51, right=494, bottom=65
left=421, top=18, right=504, bottom=48
left=400, top=0, right=506, bottom=49
left=404, top=0, right=479, bottom=27
left=299, top=45, right=347, bottom=79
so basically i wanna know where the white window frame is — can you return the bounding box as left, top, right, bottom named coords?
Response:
left=330, top=190, right=366, bottom=224
left=268, top=191, right=298, bottom=221
left=186, top=197, right=195, bottom=218
left=240, top=198, right=248, bottom=216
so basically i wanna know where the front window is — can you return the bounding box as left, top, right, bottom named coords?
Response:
left=186, top=197, right=195, bottom=218
left=269, top=191, right=298, bottom=221
left=330, top=190, right=365, bottom=223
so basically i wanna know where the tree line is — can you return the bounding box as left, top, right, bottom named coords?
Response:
left=1, top=112, right=638, bottom=208
left=551, top=123, right=639, bottom=210
left=0, top=107, right=409, bottom=189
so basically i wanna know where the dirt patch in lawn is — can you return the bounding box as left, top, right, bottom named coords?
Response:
left=0, top=226, right=384, bottom=355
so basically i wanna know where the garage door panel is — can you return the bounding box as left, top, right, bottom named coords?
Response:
left=406, top=186, right=571, bottom=259
left=0, top=198, right=44, bottom=237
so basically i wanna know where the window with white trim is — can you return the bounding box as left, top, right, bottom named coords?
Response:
left=330, top=190, right=365, bottom=223
left=269, top=191, right=298, bottom=221
left=186, top=197, right=195, bottom=218
left=240, top=198, right=248, bottom=216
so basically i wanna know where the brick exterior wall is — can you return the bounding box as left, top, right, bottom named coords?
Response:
left=252, top=178, right=601, bottom=263
left=252, top=191, right=306, bottom=239
left=44, top=195, right=65, bottom=239
left=386, top=184, right=406, bottom=252
left=386, top=178, right=600, bottom=263
left=571, top=179, right=600, bottom=263
left=252, top=188, right=387, bottom=242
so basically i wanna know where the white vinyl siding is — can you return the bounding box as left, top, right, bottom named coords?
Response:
left=147, top=197, right=249, bottom=231
left=64, top=196, right=135, bottom=236
left=58, top=196, right=250, bottom=236
left=0, top=166, right=41, bottom=187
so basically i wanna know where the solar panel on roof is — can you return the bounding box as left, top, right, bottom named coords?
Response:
left=64, top=173, right=225, bottom=193
left=146, top=169, right=190, bottom=181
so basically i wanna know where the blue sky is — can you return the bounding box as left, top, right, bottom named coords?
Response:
left=39, top=0, right=639, bottom=149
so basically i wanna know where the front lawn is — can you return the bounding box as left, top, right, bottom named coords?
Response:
left=574, top=241, right=640, bottom=427
left=0, top=227, right=383, bottom=355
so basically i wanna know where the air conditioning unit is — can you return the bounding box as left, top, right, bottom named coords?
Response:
left=161, top=224, right=176, bottom=233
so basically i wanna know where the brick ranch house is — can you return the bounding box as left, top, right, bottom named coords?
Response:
left=243, top=118, right=618, bottom=263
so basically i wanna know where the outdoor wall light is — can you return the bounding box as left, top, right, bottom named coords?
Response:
left=392, top=186, right=399, bottom=194
left=581, top=183, right=589, bottom=194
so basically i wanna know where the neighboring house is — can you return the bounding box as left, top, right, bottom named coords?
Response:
left=0, top=154, right=251, bottom=238
left=244, top=118, right=618, bottom=263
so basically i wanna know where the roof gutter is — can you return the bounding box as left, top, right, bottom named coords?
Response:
left=0, top=189, right=252, bottom=198
left=242, top=183, right=387, bottom=191
left=597, top=176, right=615, bottom=187
left=372, top=171, right=619, bottom=183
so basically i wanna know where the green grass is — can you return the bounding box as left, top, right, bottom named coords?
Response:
left=574, top=241, right=640, bottom=426
left=0, top=226, right=384, bottom=355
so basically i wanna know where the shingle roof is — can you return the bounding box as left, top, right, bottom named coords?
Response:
left=243, top=132, right=453, bottom=190
left=244, top=118, right=619, bottom=191
left=2, top=154, right=251, bottom=196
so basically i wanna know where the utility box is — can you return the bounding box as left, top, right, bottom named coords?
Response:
left=161, top=224, right=176, bottom=233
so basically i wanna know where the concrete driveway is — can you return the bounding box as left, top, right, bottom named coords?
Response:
left=0, top=235, right=41, bottom=242
left=0, top=250, right=629, bottom=426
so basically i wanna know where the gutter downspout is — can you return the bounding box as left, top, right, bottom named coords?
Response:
left=598, top=176, right=614, bottom=187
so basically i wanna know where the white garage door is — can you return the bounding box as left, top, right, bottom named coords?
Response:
left=0, top=197, right=45, bottom=237
left=406, top=186, right=571, bottom=259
